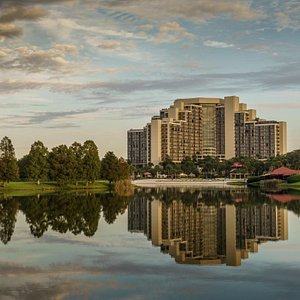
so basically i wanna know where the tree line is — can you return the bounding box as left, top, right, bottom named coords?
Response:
left=0, top=136, right=130, bottom=185
left=133, top=150, right=300, bottom=178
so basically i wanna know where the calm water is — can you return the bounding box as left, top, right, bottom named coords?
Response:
left=0, top=188, right=300, bottom=300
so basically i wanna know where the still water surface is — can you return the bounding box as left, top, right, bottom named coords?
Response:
left=0, top=188, right=300, bottom=300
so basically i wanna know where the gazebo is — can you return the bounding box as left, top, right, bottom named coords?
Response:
left=230, top=162, right=249, bottom=179
left=266, top=167, right=300, bottom=180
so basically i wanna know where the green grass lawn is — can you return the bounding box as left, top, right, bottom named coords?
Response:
left=0, top=180, right=110, bottom=193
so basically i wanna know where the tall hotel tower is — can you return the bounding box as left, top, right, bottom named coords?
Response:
left=127, top=96, right=287, bottom=166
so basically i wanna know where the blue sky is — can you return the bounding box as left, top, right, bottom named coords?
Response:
left=0, top=0, right=299, bottom=158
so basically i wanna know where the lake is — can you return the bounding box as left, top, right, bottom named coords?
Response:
left=0, top=188, right=300, bottom=299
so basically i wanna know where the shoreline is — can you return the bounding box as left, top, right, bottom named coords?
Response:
left=132, top=179, right=246, bottom=188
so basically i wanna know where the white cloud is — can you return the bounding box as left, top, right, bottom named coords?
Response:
left=0, top=6, right=47, bottom=23
left=203, top=40, right=235, bottom=48
left=37, top=11, right=146, bottom=43
left=137, top=24, right=154, bottom=31
left=273, top=0, right=300, bottom=31
left=0, top=1, right=74, bottom=39
left=97, top=40, right=135, bottom=50
left=275, top=12, right=300, bottom=31
left=54, top=44, right=79, bottom=54
left=0, top=47, right=12, bottom=57
left=1, top=61, right=299, bottom=95
left=204, top=41, right=279, bottom=56
left=100, top=0, right=262, bottom=22
left=0, top=23, right=22, bottom=39
left=0, top=45, right=80, bottom=73
left=154, top=22, right=195, bottom=44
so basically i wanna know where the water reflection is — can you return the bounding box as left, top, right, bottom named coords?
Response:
left=128, top=188, right=296, bottom=267
left=0, top=189, right=299, bottom=299
left=0, top=188, right=299, bottom=258
left=0, top=193, right=131, bottom=244
left=0, top=197, right=18, bottom=245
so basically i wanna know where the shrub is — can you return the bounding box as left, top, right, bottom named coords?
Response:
left=287, top=175, right=300, bottom=183
left=114, top=179, right=134, bottom=196
left=247, top=176, right=264, bottom=184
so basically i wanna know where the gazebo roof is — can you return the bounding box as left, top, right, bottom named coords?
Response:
left=232, top=162, right=243, bottom=168
left=268, top=167, right=300, bottom=176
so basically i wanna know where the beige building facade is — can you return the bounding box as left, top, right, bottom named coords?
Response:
left=127, top=96, right=287, bottom=165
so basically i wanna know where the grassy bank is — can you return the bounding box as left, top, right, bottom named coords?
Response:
left=0, top=181, right=110, bottom=196
left=227, top=181, right=246, bottom=186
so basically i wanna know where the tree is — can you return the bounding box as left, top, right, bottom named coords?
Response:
left=100, top=151, right=120, bottom=183
left=161, top=156, right=180, bottom=178
left=82, top=140, right=101, bottom=183
left=18, top=155, right=29, bottom=180
left=286, top=150, right=300, bottom=169
left=151, top=165, right=163, bottom=177
left=161, top=155, right=174, bottom=170
left=69, top=142, right=84, bottom=184
left=165, top=163, right=179, bottom=178
left=25, top=141, right=49, bottom=184
left=48, top=145, right=75, bottom=184
left=199, top=156, right=220, bottom=178
left=0, top=136, right=19, bottom=185
left=117, top=157, right=130, bottom=180
left=181, top=156, right=198, bottom=176
left=222, top=159, right=235, bottom=178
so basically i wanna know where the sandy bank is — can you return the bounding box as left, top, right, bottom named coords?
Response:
left=132, top=179, right=246, bottom=188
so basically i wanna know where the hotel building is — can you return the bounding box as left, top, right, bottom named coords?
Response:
left=127, top=124, right=151, bottom=167
left=127, top=96, right=287, bottom=166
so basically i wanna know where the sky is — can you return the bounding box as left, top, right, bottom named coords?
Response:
left=0, top=0, right=299, bottom=159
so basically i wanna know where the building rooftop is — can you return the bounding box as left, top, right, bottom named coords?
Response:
left=268, top=167, right=300, bottom=176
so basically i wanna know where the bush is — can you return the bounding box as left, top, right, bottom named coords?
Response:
left=114, top=179, right=134, bottom=196
left=247, top=176, right=265, bottom=184
left=287, top=175, right=300, bottom=183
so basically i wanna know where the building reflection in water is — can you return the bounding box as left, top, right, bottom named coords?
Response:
left=128, top=194, right=288, bottom=267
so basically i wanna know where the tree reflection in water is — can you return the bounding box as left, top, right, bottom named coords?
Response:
left=0, top=197, right=19, bottom=244
left=0, top=192, right=132, bottom=244
left=0, top=188, right=299, bottom=246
